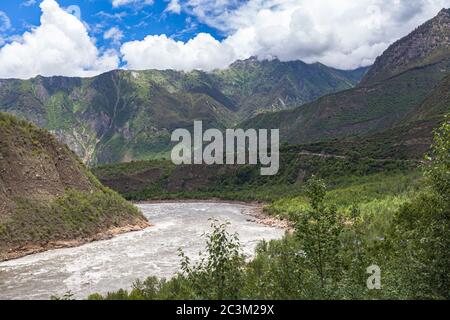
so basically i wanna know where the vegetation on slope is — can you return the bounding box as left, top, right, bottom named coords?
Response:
left=0, top=59, right=365, bottom=165
left=210, top=57, right=368, bottom=118
left=93, top=149, right=418, bottom=202
left=360, top=8, right=450, bottom=86
left=0, top=112, right=147, bottom=261
left=87, top=119, right=449, bottom=300
left=242, top=60, right=450, bottom=145
left=405, top=73, right=450, bottom=122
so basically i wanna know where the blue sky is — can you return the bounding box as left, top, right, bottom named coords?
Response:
left=0, top=0, right=225, bottom=48
left=0, top=0, right=446, bottom=79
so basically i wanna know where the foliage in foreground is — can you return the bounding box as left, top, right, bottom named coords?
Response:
left=88, top=120, right=449, bottom=300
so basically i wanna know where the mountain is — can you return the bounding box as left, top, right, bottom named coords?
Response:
left=0, top=60, right=366, bottom=165
left=283, top=74, right=450, bottom=161
left=361, top=8, right=450, bottom=86
left=210, top=57, right=369, bottom=118
left=2, top=9, right=448, bottom=166
left=405, top=73, right=450, bottom=122
left=0, top=112, right=148, bottom=261
left=243, top=9, right=450, bottom=149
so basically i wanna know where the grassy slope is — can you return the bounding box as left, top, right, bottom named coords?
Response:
left=405, top=73, right=450, bottom=122
left=0, top=113, right=147, bottom=260
left=268, top=72, right=450, bottom=161
left=242, top=60, right=450, bottom=145
left=209, top=58, right=367, bottom=118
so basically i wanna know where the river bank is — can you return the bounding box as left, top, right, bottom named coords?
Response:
left=1, top=199, right=289, bottom=263
left=0, top=202, right=285, bottom=300
left=0, top=219, right=151, bottom=262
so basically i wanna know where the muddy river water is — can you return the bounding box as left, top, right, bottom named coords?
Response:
left=0, top=202, right=285, bottom=300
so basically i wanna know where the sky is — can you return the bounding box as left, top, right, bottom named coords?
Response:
left=0, top=0, right=448, bottom=79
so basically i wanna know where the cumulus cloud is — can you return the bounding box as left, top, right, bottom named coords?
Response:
left=122, top=0, right=448, bottom=71
left=112, top=0, right=154, bottom=8
left=0, top=0, right=119, bottom=79
left=219, top=0, right=449, bottom=68
left=121, top=33, right=236, bottom=71
left=183, top=0, right=241, bottom=32
left=0, top=0, right=447, bottom=77
left=65, top=5, right=82, bottom=20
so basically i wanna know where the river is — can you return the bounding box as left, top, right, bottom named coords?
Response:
left=0, top=202, right=285, bottom=300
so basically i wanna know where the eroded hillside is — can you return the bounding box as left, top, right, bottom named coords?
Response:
left=0, top=112, right=148, bottom=261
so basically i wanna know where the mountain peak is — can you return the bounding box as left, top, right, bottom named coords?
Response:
left=437, top=8, right=450, bottom=17
left=228, top=56, right=270, bottom=69
left=360, top=8, right=450, bottom=85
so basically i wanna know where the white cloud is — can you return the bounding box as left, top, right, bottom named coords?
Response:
left=121, top=33, right=236, bottom=71
left=0, top=11, right=11, bottom=32
left=1, top=0, right=447, bottom=78
left=112, top=0, right=154, bottom=8
left=122, top=0, right=447, bottom=71
left=183, top=0, right=241, bottom=32
left=209, top=0, right=449, bottom=69
left=104, top=26, right=124, bottom=46
left=165, top=0, right=182, bottom=14
left=0, top=0, right=119, bottom=79
left=21, top=0, right=37, bottom=7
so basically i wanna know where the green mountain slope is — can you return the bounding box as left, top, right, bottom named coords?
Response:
left=209, top=57, right=368, bottom=118
left=405, top=73, right=450, bottom=122
left=0, top=60, right=365, bottom=165
left=360, top=8, right=450, bottom=86
left=0, top=112, right=148, bottom=261
left=112, top=59, right=448, bottom=196
left=243, top=9, right=450, bottom=148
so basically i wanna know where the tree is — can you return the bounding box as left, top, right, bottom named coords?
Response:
left=179, top=219, right=245, bottom=300
left=294, top=177, right=345, bottom=298
left=425, top=116, right=450, bottom=200
left=390, top=118, right=450, bottom=299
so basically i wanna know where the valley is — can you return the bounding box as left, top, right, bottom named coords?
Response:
left=0, top=5, right=448, bottom=301
left=0, top=59, right=367, bottom=166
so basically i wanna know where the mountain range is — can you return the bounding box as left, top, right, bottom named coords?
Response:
left=0, top=9, right=449, bottom=166
left=243, top=9, right=450, bottom=151
left=0, top=52, right=367, bottom=165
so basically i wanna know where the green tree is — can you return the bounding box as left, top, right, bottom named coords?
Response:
left=178, top=219, right=245, bottom=300
left=294, top=177, right=345, bottom=298
left=389, top=118, right=450, bottom=299
left=425, top=116, right=450, bottom=200
left=243, top=236, right=305, bottom=299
